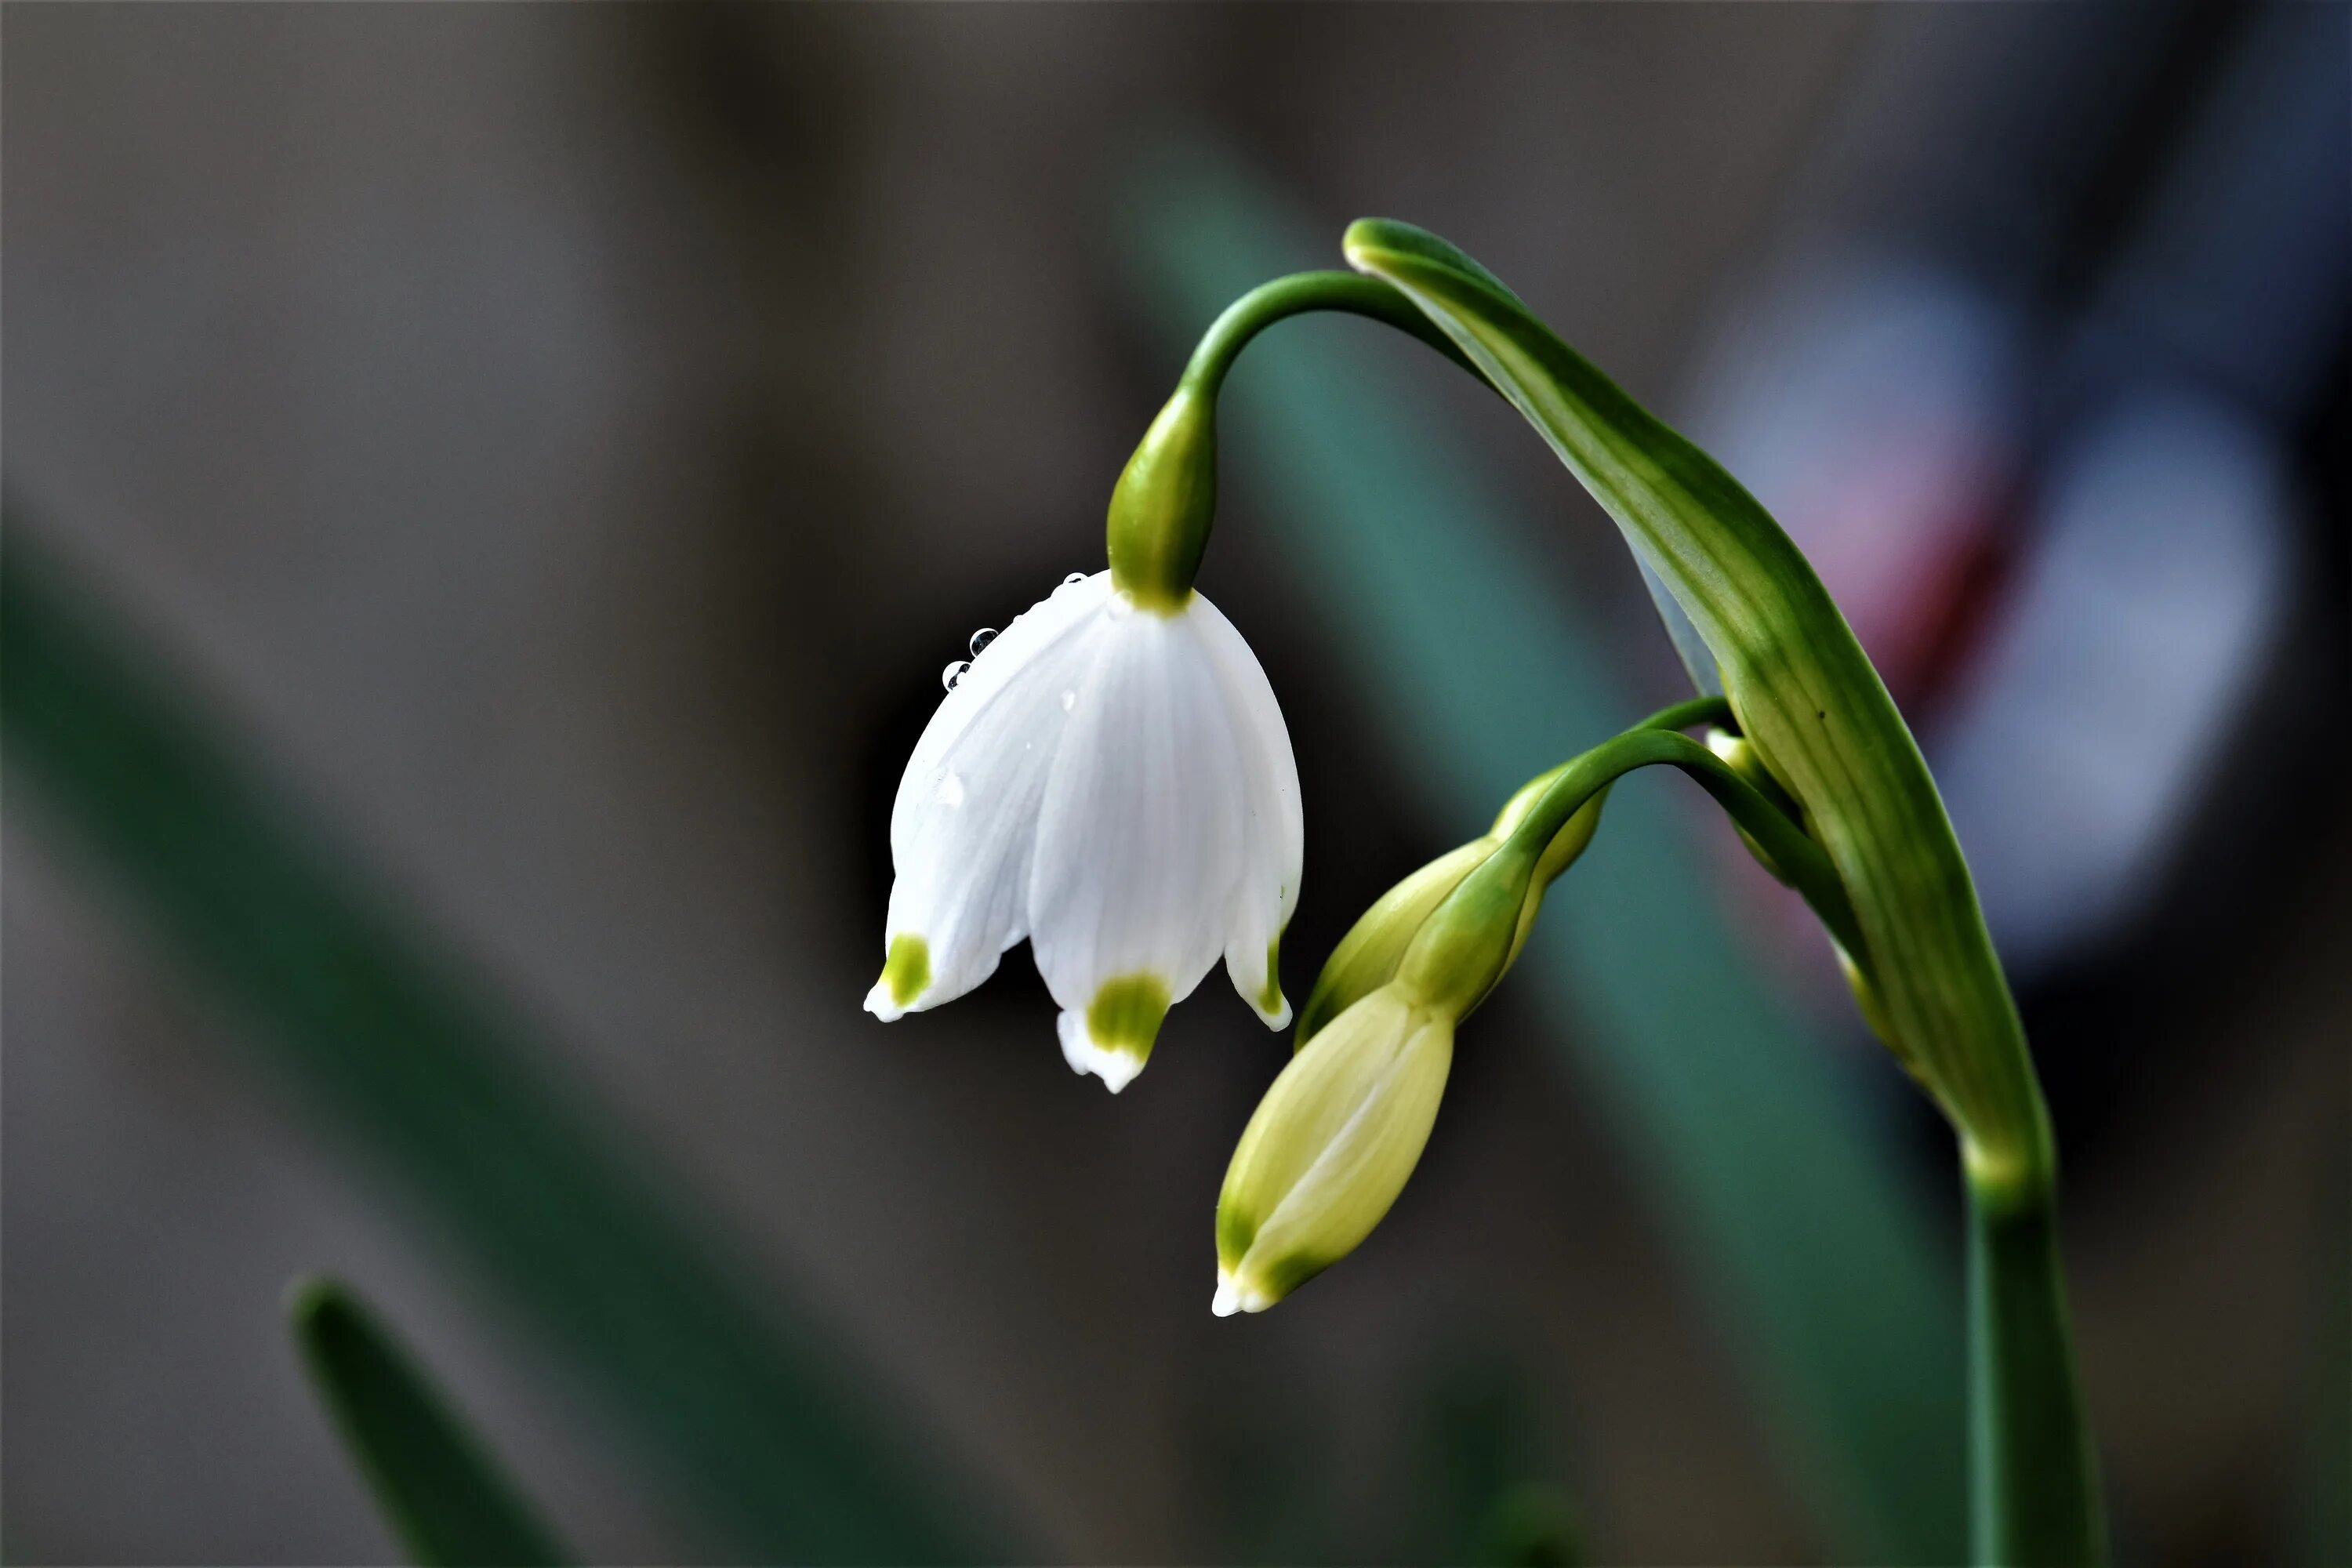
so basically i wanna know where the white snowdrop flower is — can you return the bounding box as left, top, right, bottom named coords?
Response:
left=865, top=568, right=1302, bottom=1092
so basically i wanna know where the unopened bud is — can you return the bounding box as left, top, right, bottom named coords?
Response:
left=1297, top=790, right=1604, bottom=1042
left=1214, top=983, right=1454, bottom=1315
left=1295, top=840, right=1490, bottom=1043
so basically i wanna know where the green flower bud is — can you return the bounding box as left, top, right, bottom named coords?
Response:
left=1214, top=982, right=1454, bottom=1315
left=1389, top=840, right=1540, bottom=1020
left=1295, top=791, right=1605, bottom=1044
left=1213, top=789, right=1592, bottom=1316
left=1105, top=387, right=1217, bottom=613
left=1295, top=839, right=1490, bottom=1043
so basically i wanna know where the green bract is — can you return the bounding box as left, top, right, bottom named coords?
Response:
left=1105, top=387, right=1218, bottom=613
left=1343, top=219, right=2049, bottom=1195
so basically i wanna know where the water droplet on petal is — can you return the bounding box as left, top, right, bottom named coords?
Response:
left=968, top=626, right=998, bottom=657
left=942, top=660, right=971, bottom=691
left=934, top=771, right=966, bottom=807
left=1061, top=689, right=1076, bottom=712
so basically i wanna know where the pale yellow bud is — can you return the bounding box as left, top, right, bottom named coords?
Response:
left=1213, top=983, right=1454, bottom=1315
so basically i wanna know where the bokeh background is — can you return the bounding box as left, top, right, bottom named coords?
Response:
left=5, top=5, right=2347, bottom=1564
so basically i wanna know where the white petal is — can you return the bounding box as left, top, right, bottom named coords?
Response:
left=891, top=572, right=1111, bottom=863
left=869, top=572, right=1111, bottom=1018
left=1210, top=1271, right=1268, bottom=1317
left=1057, top=1010, right=1148, bottom=1094
left=1189, top=593, right=1304, bottom=1027
left=1028, top=598, right=1247, bottom=1085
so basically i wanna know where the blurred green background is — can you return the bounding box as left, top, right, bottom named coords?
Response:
left=5, top=5, right=2346, bottom=1564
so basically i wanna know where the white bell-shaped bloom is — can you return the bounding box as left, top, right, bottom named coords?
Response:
left=866, top=571, right=1301, bottom=1091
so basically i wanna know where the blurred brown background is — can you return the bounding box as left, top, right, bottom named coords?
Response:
left=5, top=5, right=2346, bottom=1564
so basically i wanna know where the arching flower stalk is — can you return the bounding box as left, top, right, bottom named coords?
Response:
left=870, top=217, right=2103, bottom=1568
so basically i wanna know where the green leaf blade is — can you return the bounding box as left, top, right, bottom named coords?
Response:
left=290, top=1277, right=572, bottom=1568
left=1, top=516, right=1000, bottom=1563
left=1119, top=163, right=1968, bottom=1563
left=1344, top=218, right=2047, bottom=1184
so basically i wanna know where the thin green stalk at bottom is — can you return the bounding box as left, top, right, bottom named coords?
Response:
left=1968, top=1175, right=2106, bottom=1567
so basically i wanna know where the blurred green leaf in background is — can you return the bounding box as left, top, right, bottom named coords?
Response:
left=2, top=514, right=1002, bottom=1565
left=290, top=1276, right=572, bottom=1568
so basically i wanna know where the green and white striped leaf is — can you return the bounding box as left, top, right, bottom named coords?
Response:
left=1344, top=219, right=2049, bottom=1191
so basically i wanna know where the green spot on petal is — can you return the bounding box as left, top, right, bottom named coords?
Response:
left=1258, top=936, right=1285, bottom=1017
left=881, top=934, right=930, bottom=1007
left=1087, top=972, right=1171, bottom=1058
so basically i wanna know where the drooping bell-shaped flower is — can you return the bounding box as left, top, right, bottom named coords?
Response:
left=866, top=391, right=1301, bottom=1091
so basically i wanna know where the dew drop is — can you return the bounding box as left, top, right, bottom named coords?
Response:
left=934, top=771, right=966, bottom=808
left=968, top=626, right=998, bottom=657
left=941, top=660, right=971, bottom=691
left=1060, top=689, right=1076, bottom=712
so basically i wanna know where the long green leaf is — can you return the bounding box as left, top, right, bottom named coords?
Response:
left=1341, top=218, right=2100, bottom=1566
left=1343, top=218, right=2044, bottom=1182
left=1, top=517, right=998, bottom=1563
left=1117, top=158, right=1965, bottom=1563
left=290, top=1276, right=572, bottom=1567
left=1965, top=1194, right=2103, bottom=1567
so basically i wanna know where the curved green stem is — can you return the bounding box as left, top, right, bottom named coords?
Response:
left=1635, top=693, right=1735, bottom=733
left=1490, top=695, right=1735, bottom=840
left=1174, top=270, right=1482, bottom=397
left=1109, top=272, right=1483, bottom=610
left=1500, top=728, right=1864, bottom=965
left=1968, top=1175, right=2105, bottom=1567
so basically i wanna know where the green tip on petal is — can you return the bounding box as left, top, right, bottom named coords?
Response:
left=866, top=933, right=929, bottom=1019
left=1060, top=972, right=1171, bottom=1093
left=1257, top=936, right=1286, bottom=1019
